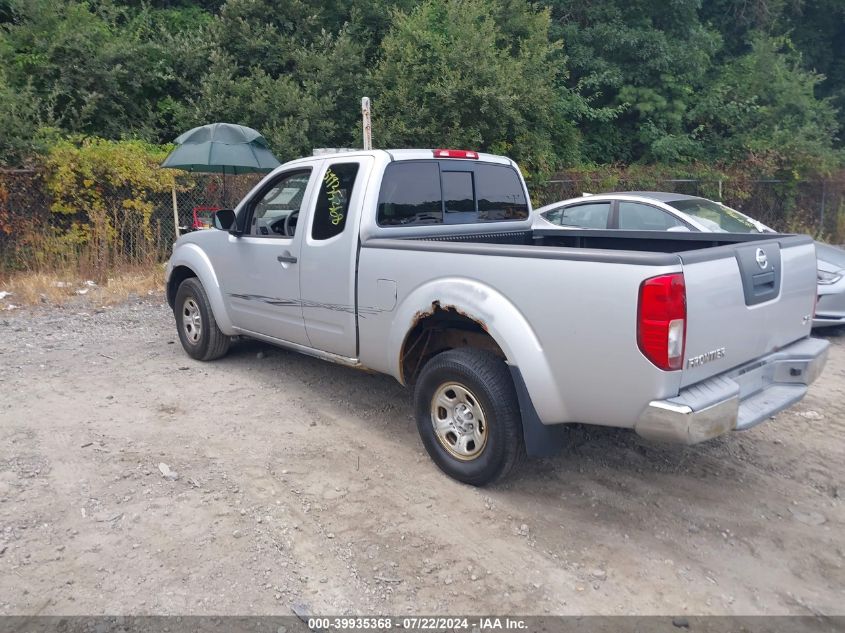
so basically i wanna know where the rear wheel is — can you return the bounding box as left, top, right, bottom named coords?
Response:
left=413, top=348, right=524, bottom=486
left=174, top=277, right=231, bottom=361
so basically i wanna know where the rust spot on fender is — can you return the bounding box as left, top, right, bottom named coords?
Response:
left=448, top=304, right=489, bottom=333
left=411, top=300, right=489, bottom=333
left=401, top=301, right=495, bottom=383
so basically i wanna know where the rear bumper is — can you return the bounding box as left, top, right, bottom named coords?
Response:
left=634, top=337, right=829, bottom=444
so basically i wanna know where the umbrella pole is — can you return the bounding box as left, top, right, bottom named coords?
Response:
left=222, top=167, right=227, bottom=208
left=171, top=184, right=180, bottom=240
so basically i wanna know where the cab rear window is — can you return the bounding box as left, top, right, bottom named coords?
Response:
left=377, top=161, right=528, bottom=226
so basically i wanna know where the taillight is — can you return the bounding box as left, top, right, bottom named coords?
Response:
left=637, top=273, right=686, bottom=371
left=433, top=149, right=479, bottom=159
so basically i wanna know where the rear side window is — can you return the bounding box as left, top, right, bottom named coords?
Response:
left=377, top=162, right=442, bottom=225
left=618, top=202, right=684, bottom=230
left=377, top=160, right=528, bottom=227
left=312, top=163, right=360, bottom=240
left=475, top=163, right=528, bottom=221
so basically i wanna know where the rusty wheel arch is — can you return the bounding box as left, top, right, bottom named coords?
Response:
left=400, top=301, right=506, bottom=384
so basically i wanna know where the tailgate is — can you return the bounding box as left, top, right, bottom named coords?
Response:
left=679, top=235, right=817, bottom=388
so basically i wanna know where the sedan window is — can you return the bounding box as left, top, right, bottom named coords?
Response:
left=618, top=202, right=685, bottom=230
left=543, top=202, right=610, bottom=229
left=667, top=199, right=765, bottom=233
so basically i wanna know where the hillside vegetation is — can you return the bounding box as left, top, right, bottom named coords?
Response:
left=2, top=0, right=845, bottom=280
left=1, top=0, right=842, bottom=175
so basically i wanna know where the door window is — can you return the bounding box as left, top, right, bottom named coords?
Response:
left=247, top=170, right=312, bottom=237
left=312, top=163, right=360, bottom=240
left=618, top=202, right=685, bottom=230
left=543, top=202, right=610, bottom=228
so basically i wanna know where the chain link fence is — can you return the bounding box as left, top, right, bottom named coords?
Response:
left=0, top=170, right=263, bottom=272
left=156, top=173, right=264, bottom=241
left=3, top=169, right=844, bottom=273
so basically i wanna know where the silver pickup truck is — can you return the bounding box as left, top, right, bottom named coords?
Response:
left=165, top=149, right=829, bottom=485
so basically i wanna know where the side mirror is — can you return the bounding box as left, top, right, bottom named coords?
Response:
left=214, top=209, right=236, bottom=231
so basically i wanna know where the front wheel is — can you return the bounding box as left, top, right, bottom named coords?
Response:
left=174, top=277, right=231, bottom=361
left=413, top=348, right=524, bottom=486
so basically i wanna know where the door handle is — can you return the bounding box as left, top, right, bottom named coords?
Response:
left=277, top=254, right=298, bottom=264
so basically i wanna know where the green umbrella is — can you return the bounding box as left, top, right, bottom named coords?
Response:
left=161, top=122, right=281, bottom=208
left=162, top=123, right=280, bottom=174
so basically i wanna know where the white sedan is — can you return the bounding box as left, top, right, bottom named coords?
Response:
left=534, top=192, right=845, bottom=328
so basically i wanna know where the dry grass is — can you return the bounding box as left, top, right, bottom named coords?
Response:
left=0, top=265, right=165, bottom=308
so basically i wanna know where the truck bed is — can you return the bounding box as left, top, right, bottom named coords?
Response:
left=358, top=226, right=819, bottom=427
left=362, top=227, right=813, bottom=265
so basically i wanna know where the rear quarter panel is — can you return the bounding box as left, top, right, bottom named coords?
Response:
left=357, top=244, right=683, bottom=427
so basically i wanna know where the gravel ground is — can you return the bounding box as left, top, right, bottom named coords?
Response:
left=0, top=297, right=843, bottom=616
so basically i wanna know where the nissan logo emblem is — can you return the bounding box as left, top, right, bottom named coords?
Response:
left=755, top=248, right=768, bottom=269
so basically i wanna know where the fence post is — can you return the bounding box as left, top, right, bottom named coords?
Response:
left=171, top=184, right=180, bottom=240
left=819, top=180, right=827, bottom=238
left=717, top=179, right=723, bottom=201
left=361, top=97, right=372, bottom=151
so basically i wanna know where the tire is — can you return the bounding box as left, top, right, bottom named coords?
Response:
left=174, top=277, right=231, bottom=361
left=413, top=348, right=525, bottom=486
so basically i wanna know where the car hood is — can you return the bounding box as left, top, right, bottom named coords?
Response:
left=815, top=242, right=845, bottom=272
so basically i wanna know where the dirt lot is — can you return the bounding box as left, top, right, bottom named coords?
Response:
left=0, top=297, right=843, bottom=616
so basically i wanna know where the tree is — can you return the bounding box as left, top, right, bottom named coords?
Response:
left=166, top=0, right=386, bottom=157
left=0, top=0, right=212, bottom=154
left=373, top=0, right=581, bottom=175
left=546, top=0, right=721, bottom=163
left=689, top=33, right=841, bottom=170
left=0, top=67, right=39, bottom=165
left=195, top=0, right=425, bottom=155
left=780, top=0, right=845, bottom=144
left=0, top=0, right=842, bottom=173
left=699, top=0, right=845, bottom=149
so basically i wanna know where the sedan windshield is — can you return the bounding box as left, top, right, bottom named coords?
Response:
left=667, top=199, right=766, bottom=233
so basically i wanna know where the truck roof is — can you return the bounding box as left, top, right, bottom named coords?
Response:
left=286, top=148, right=515, bottom=166
left=386, top=149, right=513, bottom=165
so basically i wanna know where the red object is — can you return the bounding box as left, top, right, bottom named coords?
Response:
left=637, top=273, right=686, bottom=371
left=192, top=206, right=220, bottom=230
left=433, top=149, right=479, bottom=159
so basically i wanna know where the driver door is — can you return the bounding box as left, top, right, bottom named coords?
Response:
left=217, top=167, right=316, bottom=346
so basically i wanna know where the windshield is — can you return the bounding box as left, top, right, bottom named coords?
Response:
left=667, top=199, right=767, bottom=233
